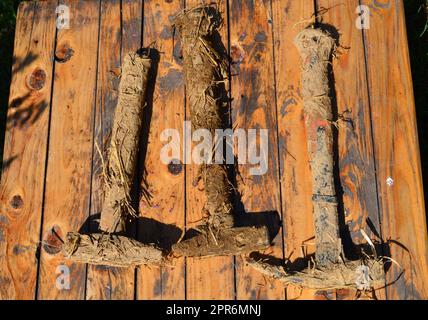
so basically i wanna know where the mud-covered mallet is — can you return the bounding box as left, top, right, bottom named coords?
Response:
left=62, top=51, right=163, bottom=267
left=246, top=28, right=384, bottom=290
left=171, top=6, right=271, bottom=257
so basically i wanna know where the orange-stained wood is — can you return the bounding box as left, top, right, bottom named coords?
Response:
left=0, top=0, right=57, bottom=299
left=37, top=0, right=100, bottom=299
left=229, top=0, right=285, bottom=300
left=362, top=0, right=428, bottom=300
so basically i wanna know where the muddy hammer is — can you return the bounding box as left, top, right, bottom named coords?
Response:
left=170, top=6, right=271, bottom=258
left=62, top=50, right=163, bottom=267
left=246, top=27, right=385, bottom=291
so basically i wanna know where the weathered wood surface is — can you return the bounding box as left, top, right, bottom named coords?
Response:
left=0, top=0, right=426, bottom=300
left=229, top=0, right=285, bottom=300
left=36, top=0, right=100, bottom=299
left=0, top=0, right=56, bottom=299
left=361, top=0, right=428, bottom=300
left=137, top=0, right=185, bottom=300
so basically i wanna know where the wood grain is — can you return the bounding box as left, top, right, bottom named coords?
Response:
left=362, top=0, right=428, bottom=300
left=184, top=0, right=235, bottom=300
left=0, top=0, right=56, bottom=299
left=230, top=0, right=285, bottom=300
left=136, top=0, right=185, bottom=300
left=85, top=0, right=135, bottom=300
left=37, top=0, right=100, bottom=299
left=122, top=0, right=142, bottom=53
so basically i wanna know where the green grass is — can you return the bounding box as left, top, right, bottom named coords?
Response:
left=0, top=0, right=427, bottom=203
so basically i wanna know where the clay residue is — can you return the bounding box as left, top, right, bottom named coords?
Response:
left=173, top=6, right=233, bottom=229
left=173, top=226, right=270, bottom=258
left=99, top=52, right=151, bottom=233
left=246, top=253, right=385, bottom=291
left=63, top=232, right=163, bottom=267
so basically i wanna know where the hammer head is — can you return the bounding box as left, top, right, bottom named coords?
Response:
left=172, top=225, right=271, bottom=258
left=63, top=232, right=164, bottom=268
left=246, top=254, right=385, bottom=291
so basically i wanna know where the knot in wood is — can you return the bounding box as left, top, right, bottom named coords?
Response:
left=55, top=42, right=74, bottom=63
left=10, top=195, right=24, bottom=209
left=28, top=68, right=46, bottom=90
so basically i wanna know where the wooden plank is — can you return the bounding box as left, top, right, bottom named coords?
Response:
left=85, top=0, right=135, bottom=300
left=122, top=0, right=142, bottom=53
left=184, top=0, right=235, bottom=300
left=0, top=0, right=56, bottom=299
left=362, top=0, right=428, bottom=300
left=271, top=0, right=319, bottom=300
left=316, top=0, right=385, bottom=300
left=37, top=0, right=100, bottom=299
left=136, top=0, right=185, bottom=300
left=230, top=0, right=285, bottom=299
